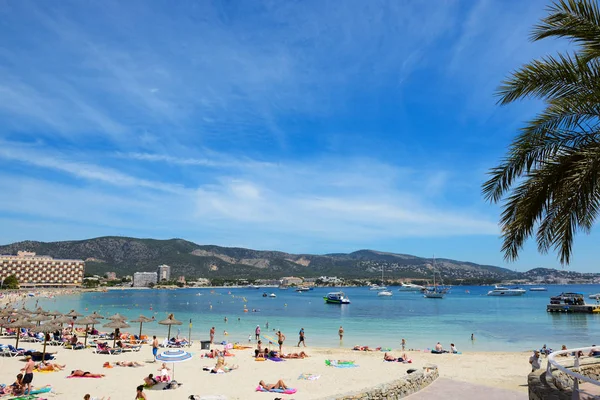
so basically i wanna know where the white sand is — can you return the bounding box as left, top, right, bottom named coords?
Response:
left=0, top=338, right=532, bottom=399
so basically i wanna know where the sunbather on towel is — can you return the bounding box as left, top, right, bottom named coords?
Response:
left=383, top=352, right=410, bottom=362
left=211, top=356, right=238, bottom=373
left=281, top=351, right=309, bottom=359
left=353, top=346, right=380, bottom=351
left=158, top=363, right=171, bottom=381
left=37, top=361, right=66, bottom=371
left=10, top=373, right=24, bottom=395
left=69, top=370, right=105, bottom=378
left=115, top=361, right=144, bottom=367
left=258, top=379, right=288, bottom=391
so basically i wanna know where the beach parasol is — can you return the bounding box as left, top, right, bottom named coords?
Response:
left=32, top=323, right=60, bottom=361
left=88, top=311, right=105, bottom=320
left=130, top=315, right=154, bottom=338
left=29, top=313, right=52, bottom=326
left=103, top=320, right=130, bottom=347
left=155, top=349, right=192, bottom=380
left=158, top=314, right=182, bottom=340
left=46, top=310, right=63, bottom=317
left=106, top=313, right=127, bottom=321
left=74, top=316, right=97, bottom=347
left=32, top=307, right=47, bottom=315
left=66, top=310, right=83, bottom=319
left=5, top=319, right=35, bottom=349
left=54, top=315, right=74, bottom=325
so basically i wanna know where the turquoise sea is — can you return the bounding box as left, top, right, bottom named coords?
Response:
left=24, top=285, right=600, bottom=352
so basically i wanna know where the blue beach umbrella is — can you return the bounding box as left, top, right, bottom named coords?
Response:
left=155, top=349, right=192, bottom=380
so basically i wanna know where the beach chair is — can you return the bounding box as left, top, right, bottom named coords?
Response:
left=2, top=345, right=25, bottom=357
left=121, top=345, right=142, bottom=352
left=94, top=343, right=122, bottom=355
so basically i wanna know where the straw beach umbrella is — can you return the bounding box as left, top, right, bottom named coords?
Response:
left=54, top=315, right=74, bottom=325
left=32, top=323, right=60, bottom=361
left=158, top=314, right=182, bottom=341
left=107, top=313, right=127, bottom=321
left=29, top=313, right=52, bottom=326
left=6, top=319, right=35, bottom=349
left=155, top=349, right=192, bottom=380
left=74, top=316, right=97, bottom=347
left=88, top=311, right=105, bottom=320
left=130, top=315, right=154, bottom=338
left=103, top=320, right=130, bottom=347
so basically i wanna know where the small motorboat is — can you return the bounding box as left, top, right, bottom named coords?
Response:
left=377, top=290, right=393, bottom=297
left=269, top=293, right=276, bottom=298
left=529, top=287, right=547, bottom=292
left=262, top=292, right=268, bottom=297
left=324, top=292, right=351, bottom=304
left=589, top=293, right=600, bottom=300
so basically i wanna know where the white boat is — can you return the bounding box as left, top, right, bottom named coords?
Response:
left=398, top=283, right=425, bottom=292
left=487, top=286, right=526, bottom=296
left=269, top=293, right=276, bottom=298
left=247, top=284, right=260, bottom=289
left=376, top=267, right=392, bottom=297
left=529, top=287, right=547, bottom=292
left=589, top=293, right=600, bottom=300
left=295, top=287, right=310, bottom=292
left=324, top=292, right=351, bottom=304
left=423, top=257, right=448, bottom=299
left=369, top=285, right=387, bottom=291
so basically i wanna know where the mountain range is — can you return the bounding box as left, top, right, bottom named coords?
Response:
left=0, top=236, right=594, bottom=283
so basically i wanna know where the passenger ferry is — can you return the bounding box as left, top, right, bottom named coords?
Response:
left=486, top=286, right=526, bottom=296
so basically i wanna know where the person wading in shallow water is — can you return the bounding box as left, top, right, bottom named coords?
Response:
left=339, top=326, right=344, bottom=341
left=297, top=328, right=306, bottom=347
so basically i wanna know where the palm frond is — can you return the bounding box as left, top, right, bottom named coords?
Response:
left=532, top=0, right=600, bottom=60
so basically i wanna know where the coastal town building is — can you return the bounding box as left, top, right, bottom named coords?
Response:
left=157, top=264, right=171, bottom=281
left=281, top=276, right=303, bottom=286
left=177, top=275, right=186, bottom=284
left=133, top=271, right=158, bottom=287
left=0, top=251, right=84, bottom=287
left=105, top=272, right=117, bottom=280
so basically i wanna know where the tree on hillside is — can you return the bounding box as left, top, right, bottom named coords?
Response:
left=2, top=274, right=19, bottom=289
left=483, top=0, right=600, bottom=265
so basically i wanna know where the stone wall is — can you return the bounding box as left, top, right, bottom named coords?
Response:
left=320, top=365, right=439, bottom=400
left=529, top=363, right=600, bottom=400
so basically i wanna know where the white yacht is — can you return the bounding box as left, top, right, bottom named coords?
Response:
left=377, top=290, right=393, bottom=297
left=589, top=293, right=600, bottom=300
left=398, top=283, right=425, bottom=292
left=487, top=286, right=526, bottom=296
left=369, top=285, right=387, bottom=291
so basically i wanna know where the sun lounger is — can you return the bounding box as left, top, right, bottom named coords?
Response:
left=94, top=344, right=122, bottom=355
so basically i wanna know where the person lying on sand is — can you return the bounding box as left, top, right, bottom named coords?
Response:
left=69, top=370, right=105, bottom=378
left=36, top=361, right=66, bottom=371
left=259, top=379, right=288, bottom=390
left=83, top=394, right=110, bottom=400
left=280, top=351, right=309, bottom=359
left=383, top=352, right=410, bottom=362
left=353, top=346, right=380, bottom=351
left=114, top=361, right=144, bottom=367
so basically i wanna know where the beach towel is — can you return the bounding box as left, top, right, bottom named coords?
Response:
left=298, top=373, right=320, bottom=380
left=25, top=386, right=52, bottom=395
left=255, top=386, right=297, bottom=394
left=67, top=375, right=103, bottom=378
left=268, top=357, right=285, bottom=362
left=325, top=360, right=358, bottom=368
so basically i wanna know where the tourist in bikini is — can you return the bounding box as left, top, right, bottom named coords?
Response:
left=69, top=370, right=105, bottom=378
left=210, top=327, right=215, bottom=344
left=259, top=379, right=288, bottom=391
left=10, top=374, right=24, bottom=395
left=339, top=326, right=344, bottom=341
left=276, top=330, right=286, bottom=353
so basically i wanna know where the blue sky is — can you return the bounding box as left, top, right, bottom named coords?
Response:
left=0, top=0, right=597, bottom=272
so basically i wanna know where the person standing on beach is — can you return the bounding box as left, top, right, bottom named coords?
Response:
left=471, top=333, right=475, bottom=341
left=529, top=350, right=541, bottom=372
left=297, top=328, right=306, bottom=347
left=210, top=327, right=215, bottom=344
left=255, top=325, right=261, bottom=340
left=401, top=338, right=406, bottom=351
left=276, top=330, right=286, bottom=353
left=152, top=336, right=158, bottom=362
left=339, top=326, right=344, bottom=341
left=20, top=355, right=34, bottom=395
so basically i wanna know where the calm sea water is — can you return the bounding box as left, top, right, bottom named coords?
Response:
left=24, top=285, right=600, bottom=352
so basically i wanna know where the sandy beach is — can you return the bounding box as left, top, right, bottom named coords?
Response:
left=0, top=337, right=532, bottom=399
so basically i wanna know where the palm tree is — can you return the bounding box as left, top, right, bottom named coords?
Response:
left=483, top=0, right=600, bottom=265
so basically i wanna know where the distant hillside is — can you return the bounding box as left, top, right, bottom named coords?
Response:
left=0, top=236, right=526, bottom=282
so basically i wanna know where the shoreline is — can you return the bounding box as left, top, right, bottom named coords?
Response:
left=0, top=338, right=532, bottom=399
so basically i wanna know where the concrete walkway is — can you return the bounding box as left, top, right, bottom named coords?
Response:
left=405, top=378, right=527, bottom=400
